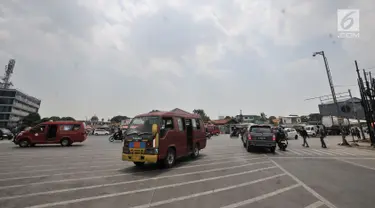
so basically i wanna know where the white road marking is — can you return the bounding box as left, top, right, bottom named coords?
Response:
left=270, top=159, right=337, bottom=208
left=0, top=162, right=273, bottom=200
left=332, top=149, right=355, bottom=156
left=129, top=174, right=288, bottom=208
left=0, top=154, right=263, bottom=176
left=270, top=156, right=375, bottom=160
left=24, top=166, right=278, bottom=208
left=0, top=158, right=268, bottom=190
left=305, top=200, right=325, bottom=208
left=0, top=159, right=121, bottom=171
left=287, top=149, right=303, bottom=156
left=338, top=159, right=375, bottom=171
left=220, top=183, right=300, bottom=208
left=309, top=149, right=334, bottom=156
left=293, top=149, right=314, bottom=156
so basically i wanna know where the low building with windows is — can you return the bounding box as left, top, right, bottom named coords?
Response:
left=210, top=118, right=239, bottom=134
left=0, top=88, right=41, bottom=128
left=234, top=114, right=263, bottom=124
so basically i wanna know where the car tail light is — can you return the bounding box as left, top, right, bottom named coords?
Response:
left=272, top=135, right=276, bottom=141
left=248, top=135, right=252, bottom=140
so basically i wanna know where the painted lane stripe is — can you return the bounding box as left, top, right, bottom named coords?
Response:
left=25, top=166, right=278, bottom=208
left=338, top=159, right=375, bottom=171
left=0, top=161, right=272, bottom=200
left=287, top=149, right=303, bottom=156
left=270, top=159, right=337, bottom=208
left=305, top=200, right=325, bottom=208
left=0, top=154, right=264, bottom=176
left=220, top=184, right=300, bottom=208
left=129, top=174, right=288, bottom=208
left=0, top=157, right=267, bottom=189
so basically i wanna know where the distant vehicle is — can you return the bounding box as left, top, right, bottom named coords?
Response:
left=13, top=121, right=87, bottom=147
left=93, top=129, right=110, bottom=135
left=242, top=125, right=276, bottom=153
left=284, top=128, right=298, bottom=140
left=205, top=124, right=220, bottom=136
left=0, top=128, right=14, bottom=140
left=122, top=110, right=207, bottom=168
left=305, top=125, right=318, bottom=137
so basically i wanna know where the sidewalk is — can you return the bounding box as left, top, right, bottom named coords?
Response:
left=327, top=135, right=375, bottom=150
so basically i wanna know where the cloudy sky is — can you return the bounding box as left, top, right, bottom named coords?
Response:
left=0, top=0, right=374, bottom=120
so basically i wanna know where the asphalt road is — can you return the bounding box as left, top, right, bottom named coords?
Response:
left=0, top=135, right=374, bottom=208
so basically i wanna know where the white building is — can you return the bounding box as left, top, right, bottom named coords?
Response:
left=280, top=115, right=301, bottom=127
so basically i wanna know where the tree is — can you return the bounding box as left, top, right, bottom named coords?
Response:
left=21, top=113, right=41, bottom=126
left=110, top=115, right=129, bottom=123
left=301, top=115, right=309, bottom=123
left=268, top=116, right=276, bottom=124
left=49, top=116, right=60, bottom=121
left=224, top=116, right=232, bottom=120
left=150, top=110, right=160, bottom=113
left=193, top=109, right=210, bottom=122
left=60, top=117, right=75, bottom=121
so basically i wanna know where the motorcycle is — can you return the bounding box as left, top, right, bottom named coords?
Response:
left=109, top=133, right=123, bottom=142
left=278, top=139, right=288, bottom=151
left=230, top=131, right=239, bottom=138
left=206, top=132, right=212, bottom=139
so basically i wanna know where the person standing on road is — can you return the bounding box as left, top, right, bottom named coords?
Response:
left=317, top=126, right=327, bottom=148
left=300, top=127, right=309, bottom=147
left=355, top=128, right=361, bottom=140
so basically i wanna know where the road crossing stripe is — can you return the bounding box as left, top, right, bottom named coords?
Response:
left=305, top=201, right=325, bottom=208
left=287, top=149, right=303, bottom=155
left=309, top=149, right=334, bottom=156
left=24, top=167, right=279, bottom=208
left=332, top=149, right=355, bottom=156
left=125, top=175, right=291, bottom=208
left=0, top=162, right=273, bottom=200
left=220, top=184, right=300, bottom=208
left=0, top=158, right=267, bottom=189
left=293, top=149, right=314, bottom=156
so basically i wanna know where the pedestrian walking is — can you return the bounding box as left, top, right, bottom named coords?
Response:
left=300, top=127, right=309, bottom=147
left=355, top=128, right=361, bottom=140
left=317, top=126, right=327, bottom=148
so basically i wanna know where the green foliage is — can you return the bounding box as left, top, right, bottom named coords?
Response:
left=193, top=109, right=210, bottom=122
left=110, top=115, right=129, bottom=123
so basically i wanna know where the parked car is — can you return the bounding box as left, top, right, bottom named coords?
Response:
left=0, top=128, right=14, bottom=140
left=284, top=128, right=298, bottom=140
left=305, top=125, right=318, bottom=137
left=93, top=129, right=110, bottom=135
left=13, top=121, right=87, bottom=147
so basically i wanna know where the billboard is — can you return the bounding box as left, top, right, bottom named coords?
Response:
left=318, top=98, right=365, bottom=119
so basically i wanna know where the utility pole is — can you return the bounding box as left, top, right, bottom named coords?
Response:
left=313, top=51, right=349, bottom=145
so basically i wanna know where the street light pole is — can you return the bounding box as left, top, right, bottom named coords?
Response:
left=313, top=51, right=349, bottom=145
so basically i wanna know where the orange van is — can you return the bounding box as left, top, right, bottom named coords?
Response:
left=14, top=121, right=87, bottom=147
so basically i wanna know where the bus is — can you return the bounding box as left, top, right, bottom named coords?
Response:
left=122, top=110, right=207, bottom=168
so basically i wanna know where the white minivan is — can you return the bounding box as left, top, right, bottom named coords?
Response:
left=305, top=125, right=318, bottom=137
left=284, top=128, right=299, bottom=140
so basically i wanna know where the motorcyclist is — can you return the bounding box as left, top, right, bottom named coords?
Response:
left=116, top=128, right=123, bottom=140
left=276, top=127, right=287, bottom=150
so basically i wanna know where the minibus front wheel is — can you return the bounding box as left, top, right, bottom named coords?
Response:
left=19, top=139, right=30, bottom=148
